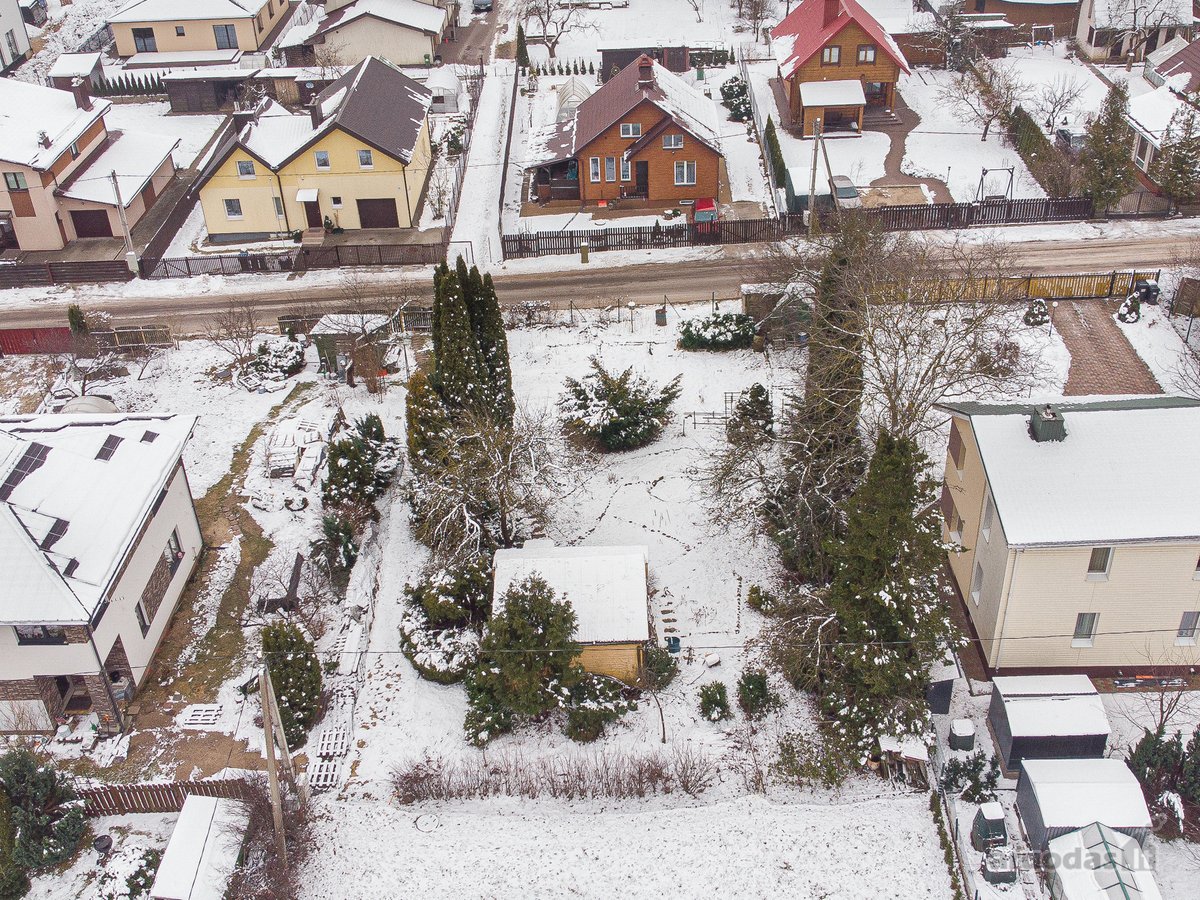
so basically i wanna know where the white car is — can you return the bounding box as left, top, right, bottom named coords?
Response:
left=830, top=175, right=862, bottom=210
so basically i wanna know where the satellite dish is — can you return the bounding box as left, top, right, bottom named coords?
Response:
left=305, top=81, right=314, bottom=88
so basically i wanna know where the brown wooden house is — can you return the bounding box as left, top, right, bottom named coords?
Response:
left=527, top=55, right=722, bottom=205
left=772, top=0, right=910, bottom=136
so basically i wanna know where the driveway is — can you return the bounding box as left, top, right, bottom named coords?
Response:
left=1050, top=299, right=1163, bottom=396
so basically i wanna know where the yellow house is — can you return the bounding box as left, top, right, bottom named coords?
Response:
left=195, top=56, right=433, bottom=240
left=939, top=397, right=1200, bottom=677
left=281, top=0, right=448, bottom=68
left=492, top=542, right=652, bottom=683
left=108, top=0, right=290, bottom=58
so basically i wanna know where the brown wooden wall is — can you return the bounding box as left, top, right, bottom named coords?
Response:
left=39, top=118, right=107, bottom=188
left=786, top=22, right=903, bottom=117
left=975, top=0, right=1080, bottom=34
left=576, top=99, right=721, bottom=203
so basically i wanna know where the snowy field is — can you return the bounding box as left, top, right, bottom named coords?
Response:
left=1001, top=43, right=1110, bottom=132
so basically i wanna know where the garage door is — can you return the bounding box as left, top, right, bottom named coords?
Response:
left=70, top=210, right=113, bottom=239
left=356, top=198, right=400, bottom=229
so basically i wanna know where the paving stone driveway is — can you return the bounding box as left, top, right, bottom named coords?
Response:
left=1049, top=299, right=1162, bottom=396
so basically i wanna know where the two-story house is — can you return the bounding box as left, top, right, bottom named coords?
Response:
left=1076, top=0, right=1192, bottom=61
left=527, top=55, right=722, bottom=205
left=108, top=0, right=291, bottom=58
left=0, top=78, right=179, bottom=251
left=0, top=412, right=202, bottom=735
left=772, top=0, right=910, bottom=136
left=194, top=56, right=433, bottom=239
left=0, top=0, right=31, bottom=73
left=280, top=0, right=448, bottom=68
left=938, top=397, right=1200, bottom=676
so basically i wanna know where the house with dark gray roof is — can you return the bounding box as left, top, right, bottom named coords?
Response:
left=194, top=55, right=433, bottom=240
left=280, top=0, right=448, bottom=68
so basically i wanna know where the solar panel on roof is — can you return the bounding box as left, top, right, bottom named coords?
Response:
left=40, top=518, right=69, bottom=551
left=95, top=435, right=123, bottom=461
left=0, top=442, right=50, bottom=500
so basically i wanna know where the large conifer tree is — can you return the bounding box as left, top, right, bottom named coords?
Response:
left=1080, top=82, right=1135, bottom=212
left=432, top=268, right=488, bottom=411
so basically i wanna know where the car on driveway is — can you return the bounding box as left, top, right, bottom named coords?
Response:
left=830, top=175, right=862, bottom=210
left=473, top=0, right=492, bottom=11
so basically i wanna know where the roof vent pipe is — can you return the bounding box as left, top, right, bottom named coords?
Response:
left=1029, top=404, right=1066, bottom=442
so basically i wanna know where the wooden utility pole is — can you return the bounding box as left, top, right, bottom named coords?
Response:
left=259, top=668, right=289, bottom=870
left=807, top=118, right=821, bottom=236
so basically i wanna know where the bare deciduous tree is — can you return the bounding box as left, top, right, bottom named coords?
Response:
left=521, top=0, right=591, bottom=59
left=426, top=161, right=453, bottom=220
left=938, top=59, right=1028, bottom=141
left=1035, top=74, right=1086, bottom=129
left=685, top=0, right=703, bottom=23
left=203, top=300, right=261, bottom=365
left=743, top=0, right=773, bottom=43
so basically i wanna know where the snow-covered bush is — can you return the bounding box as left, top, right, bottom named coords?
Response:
left=736, top=668, right=778, bottom=720
left=247, top=337, right=305, bottom=377
left=641, top=644, right=678, bottom=690
left=699, top=682, right=731, bottom=722
left=939, top=749, right=999, bottom=803
left=678, top=312, right=756, bottom=350
left=565, top=675, right=635, bottom=742
left=96, top=847, right=162, bottom=900
left=404, top=558, right=492, bottom=628
left=1117, top=295, right=1141, bottom=323
left=321, top=415, right=403, bottom=511
left=726, top=384, right=774, bottom=445
left=261, top=623, right=322, bottom=748
left=1022, top=298, right=1049, bottom=326
left=398, top=605, right=480, bottom=685
left=720, top=77, right=751, bottom=122
left=560, top=357, right=682, bottom=452
left=0, top=749, right=86, bottom=877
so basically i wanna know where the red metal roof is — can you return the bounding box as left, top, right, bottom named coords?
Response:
left=771, top=0, right=910, bottom=81
left=1156, top=39, right=1200, bottom=93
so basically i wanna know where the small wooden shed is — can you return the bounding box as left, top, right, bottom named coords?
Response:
left=988, top=675, right=1110, bottom=771
left=492, top=541, right=651, bottom=683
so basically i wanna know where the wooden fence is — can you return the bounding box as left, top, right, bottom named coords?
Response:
left=77, top=778, right=251, bottom=817
left=0, top=259, right=135, bottom=289
left=500, top=198, right=1098, bottom=259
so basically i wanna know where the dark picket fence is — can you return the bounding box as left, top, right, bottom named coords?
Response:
left=77, top=778, right=251, bottom=817
left=143, top=242, right=448, bottom=279
left=143, top=251, right=300, bottom=279
left=0, top=260, right=135, bottom=289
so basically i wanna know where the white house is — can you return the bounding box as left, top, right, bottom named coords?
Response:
left=0, top=0, right=31, bottom=73
left=281, top=0, right=448, bottom=68
left=1076, top=0, right=1193, bottom=62
left=0, top=413, right=202, bottom=734
left=150, top=795, right=248, bottom=900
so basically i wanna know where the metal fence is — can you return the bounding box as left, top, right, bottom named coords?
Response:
left=0, top=259, right=135, bottom=289
left=738, top=52, right=780, bottom=216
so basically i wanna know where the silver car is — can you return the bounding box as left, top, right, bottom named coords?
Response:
left=830, top=175, right=862, bottom=209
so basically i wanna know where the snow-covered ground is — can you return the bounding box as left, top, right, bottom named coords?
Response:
left=1118, top=302, right=1194, bottom=393
left=1001, top=43, right=1110, bottom=132
left=451, top=64, right=515, bottom=268
left=103, top=102, right=225, bottom=168
left=12, top=0, right=125, bottom=85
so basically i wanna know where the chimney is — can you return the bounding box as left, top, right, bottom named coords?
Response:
left=637, top=59, right=653, bottom=89
left=308, top=100, right=323, bottom=130
left=1028, top=404, right=1066, bottom=443
left=823, top=0, right=840, bottom=28
left=70, top=76, right=93, bottom=112
left=37, top=131, right=51, bottom=149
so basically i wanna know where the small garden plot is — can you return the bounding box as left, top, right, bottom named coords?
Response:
left=1001, top=43, right=1109, bottom=133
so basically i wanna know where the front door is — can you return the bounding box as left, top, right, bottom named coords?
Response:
left=70, top=209, right=113, bottom=238
left=635, top=161, right=649, bottom=198
left=304, top=200, right=322, bottom=228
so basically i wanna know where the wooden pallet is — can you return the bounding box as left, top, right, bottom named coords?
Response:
left=316, top=728, right=349, bottom=759
left=179, top=704, right=222, bottom=728
left=308, top=758, right=341, bottom=791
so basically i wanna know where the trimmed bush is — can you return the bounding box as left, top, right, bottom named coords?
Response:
left=405, top=558, right=492, bottom=628
left=398, top=604, right=480, bottom=684
left=719, top=77, right=751, bottom=122
left=249, top=337, right=305, bottom=377
left=262, top=623, right=322, bottom=748
left=1022, top=298, right=1049, bottom=326
left=565, top=675, right=634, bottom=742
left=1117, top=296, right=1141, bottom=323
left=641, top=644, right=678, bottom=690
left=560, top=357, right=682, bottom=452
left=765, top=117, right=787, bottom=188
left=699, top=681, right=731, bottom=722
left=736, top=668, right=778, bottom=719
left=678, top=312, right=756, bottom=350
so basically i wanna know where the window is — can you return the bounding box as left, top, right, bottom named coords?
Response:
left=663, top=134, right=683, bottom=149
left=132, top=27, right=156, bottom=53
left=857, top=45, right=876, bottom=64
left=950, top=511, right=964, bottom=544
left=1195, top=554, right=1200, bottom=580
left=141, top=430, right=158, bottom=443
left=358, top=149, right=374, bottom=169
left=213, top=24, right=238, bottom=50
left=619, top=123, right=642, bottom=138
left=674, top=160, right=696, bottom=185
left=589, top=157, right=600, bottom=182
left=605, top=156, right=616, bottom=182
left=1177, top=611, right=1200, bottom=645
left=948, top=421, right=965, bottom=476
left=175, top=25, right=185, bottom=36
left=980, top=495, right=993, bottom=542
left=223, top=198, right=243, bottom=219
left=331, top=195, right=343, bottom=208
left=236, top=160, right=256, bottom=179
left=272, top=196, right=284, bottom=218
left=1087, top=546, right=1112, bottom=579
left=1072, top=612, right=1099, bottom=647
left=95, top=435, right=123, bottom=461
left=620, top=158, right=631, bottom=181
left=4, top=172, right=28, bottom=191
left=315, top=150, right=330, bottom=170
left=821, top=46, right=841, bottom=66
left=14, top=625, right=67, bottom=646
left=970, top=562, right=983, bottom=606
left=135, top=601, right=150, bottom=637
left=69, top=141, right=80, bottom=160
left=163, top=529, right=183, bottom=574
left=4, top=29, right=16, bottom=60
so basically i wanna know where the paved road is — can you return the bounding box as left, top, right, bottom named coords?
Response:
left=0, top=231, right=1191, bottom=331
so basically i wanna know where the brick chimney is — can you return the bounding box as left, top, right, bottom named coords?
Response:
left=70, top=76, right=93, bottom=112
left=637, top=58, right=653, bottom=90
left=823, top=0, right=840, bottom=27
left=308, top=100, right=323, bottom=130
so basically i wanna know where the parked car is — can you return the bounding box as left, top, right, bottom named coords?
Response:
left=473, top=0, right=492, bottom=10
left=1054, top=127, right=1086, bottom=156
left=830, top=175, right=862, bottom=210
left=690, top=197, right=719, bottom=234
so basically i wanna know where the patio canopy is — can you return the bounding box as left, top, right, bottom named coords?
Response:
left=799, top=79, right=866, bottom=108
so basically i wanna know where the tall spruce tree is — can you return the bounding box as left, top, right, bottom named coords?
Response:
left=1153, top=104, right=1200, bottom=209
left=821, top=431, right=956, bottom=754
left=430, top=260, right=450, bottom=362
left=516, top=25, right=531, bottom=70
left=1080, top=82, right=1135, bottom=212
left=432, top=268, right=488, bottom=410
left=475, top=271, right=514, bottom=425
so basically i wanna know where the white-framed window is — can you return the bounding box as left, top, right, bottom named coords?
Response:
left=1086, top=546, right=1112, bottom=580
left=236, top=159, right=256, bottom=179
left=970, top=562, right=983, bottom=606
left=315, top=150, right=331, bottom=171
left=663, top=134, right=683, bottom=149
left=1072, top=612, right=1099, bottom=648
left=619, top=123, right=642, bottom=138
left=980, top=495, right=993, bottom=542
left=620, top=158, right=631, bottom=181
left=332, top=195, right=343, bottom=208
left=223, top=198, right=243, bottom=219
left=272, top=196, right=284, bottom=217
left=589, top=156, right=601, bottom=183
left=1177, top=611, right=1200, bottom=646
left=822, top=46, right=841, bottom=65
left=674, top=160, right=696, bottom=185
left=605, top=157, right=616, bottom=182
left=358, top=149, right=374, bottom=169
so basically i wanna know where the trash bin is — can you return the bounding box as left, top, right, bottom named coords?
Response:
left=950, top=718, right=976, bottom=751
left=1135, top=279, right=1160, bottom=304
left=655, top=306, right=667, bottom=326
left=665, top=636, right=681, bottom=654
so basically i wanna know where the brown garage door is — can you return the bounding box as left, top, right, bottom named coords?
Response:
left=356, top=198, right=400, bottom=229
left=70, top=210, right=113, bottom=238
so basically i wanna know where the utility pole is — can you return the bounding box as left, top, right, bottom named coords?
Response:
left=259, top=668, right=289, bottom=870
left=109, top=171, right=138, bottom=274
left=807, top=118, right=821, bottom=236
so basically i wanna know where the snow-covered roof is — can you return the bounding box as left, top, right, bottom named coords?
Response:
left=310, top=312, right=393, bottom=335
left=772, top=0, right=910, bottom=81
left=59, top=131, right=178, bottom=207
left=878, top=734, right=929, bottom=761
left=944, top=397, right=1200, bottom=547
left=306, top=0, right=447, bottom=43
left=798, top=79, right=867, bottom=107
left=1146, top=34, right=1191, bottom=69
left=1003, top=695, right=1111, bottom=739
left=150, top=795, right=249, bottom=900
left=0, top=78, right=112, bottom=170
left=1089, top=0, right=1191, bottom=29
left=424, top=65, right=461, bottom=93
left=239, top=99, right=319, bottom=167
left=47, top=53, right=102, bottom=79
left=492, top=543, right=650, bottom=645
left=109, top=0, right=263, bottom=23
left=0, top=413, right=195, bottom=625
left=1021, top=759, right=1151, bottom=832
left=994, top=675, right=1098, bottom=698
left=126, top=49, right=243, bottom=67
left=1128, top=77, right=1190, bottom=142
left=856, top=0, right=937, bottom=33
left=1047, top=823, right=1163, bottom=900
